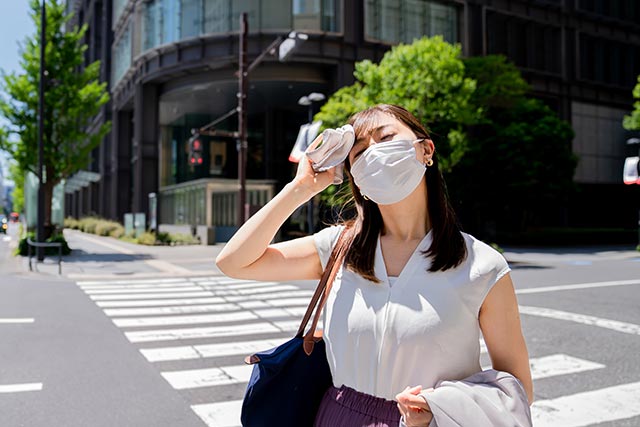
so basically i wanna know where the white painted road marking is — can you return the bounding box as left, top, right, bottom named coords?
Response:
left=96, top=296, right=226, bottom=308
left=481, top=354, right=604, bottom=381
left=162, top=364, right=254, bottom=389
left=517, top=279, right=640, bottom=294
left=532, top=381, right=640, bottom=426
left=83, top=286, right=204, bottom=295
left=103, top=303, right=241, bottom=317
left=0, top=383, right=43, bottom=393
left=140, top=338, right=288, bottom=362
left=112, top=311, right=259, bottom=328
left=519, top=305, right=640, bottom=335
left=0, top=318, right=35, bottom=324
left=124, top=320, right=299, bottom=343
left=192, top=400, right=242, bottom=427
left=90, top=291, right=214, bottom=301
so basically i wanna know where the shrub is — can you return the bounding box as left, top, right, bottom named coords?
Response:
left=109, top=224, right=125, bottom=238
left=79, top=217, right=100, bottom=234
left=94, top=220, right=121, bottom=237
left=136, top=232, right=157, bottom=245
left=64, top=217, right=79, bottom=229
left=16, top=232, right=72, bottom=257
left=168, top=233, right=200, bottom=245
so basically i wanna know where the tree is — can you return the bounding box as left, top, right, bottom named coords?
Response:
left=0, top=0, right=110, bottom=231
left=451, top=56, right=577, bottom=237
left=623, top=75, right=640, bottom=130
left=316, top=36, right=480, bottom=172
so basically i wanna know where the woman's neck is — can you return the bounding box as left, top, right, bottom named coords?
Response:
left=378, top=181, right=431, bottom=241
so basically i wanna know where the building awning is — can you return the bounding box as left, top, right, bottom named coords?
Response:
left=64, top=170, right=101, bottom=194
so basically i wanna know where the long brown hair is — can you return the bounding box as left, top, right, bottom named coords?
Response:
left=341, top=104, right=467, bottom=282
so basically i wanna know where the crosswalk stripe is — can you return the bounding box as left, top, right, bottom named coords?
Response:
left=191, top=400, right=242, bottom=427
left=0, top=383, right=43, bottom=393
left=483, top=354, right=605, bottom=381
left=96, top=297, right=226, bottom=308
left=162, top=365, right=254, bottom=389
left=90, top=291, right=214, bottom=301
left=517, top=279, right=640, bottom=294
left=199, top=281, right=281, bottom=290
left=104, top=303, right=241, bottom=317
left=224, top=290, right=313, bottom=302
left=140, top=338, right=287, bottom=362
left=519, top=305, right=640, bottom=335
left=83, top=286, right=203, bottom=295
left=112, top=311, right=260, bottom=328
left=77, top=278, right=188, bottom=286
left=0, top=318, right=35, bottom=324
left=124, top=320, right=299, bottom=343
left=531, top=381, right=640, bottom=426
left=78, top=282, right=194, bottom=291
left=201, top=285, right=301, bottom=296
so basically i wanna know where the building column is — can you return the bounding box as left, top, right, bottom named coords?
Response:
left=110, top=108, right=133, bottom=222
left=132, top=83, right=159, bottom=221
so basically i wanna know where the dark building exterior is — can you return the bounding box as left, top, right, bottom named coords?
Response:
left=65, top=0, right=640, bottom=243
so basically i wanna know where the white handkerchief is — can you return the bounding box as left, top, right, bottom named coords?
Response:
left=305, top=124, right=355, bottom=184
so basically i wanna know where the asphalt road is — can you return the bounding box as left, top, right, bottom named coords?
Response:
left=1, top=223, right=639, bottom=426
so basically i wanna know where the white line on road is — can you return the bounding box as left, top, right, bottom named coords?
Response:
left=77, top=278, right=189, bottom=286
left=104, top=303, right=241, bottom=317
left=162, top=365, right=254, bottom=389
left=531, top=381, right=640, bottom=427
left=90, top=291, right=214, bottom=301
left=112, top=311, right=259, bottom=328
left=140, top=338, right=289, bottom=362
left=519, top=305, right=640, bottom=335
left=192, top=400, right=242, bottom=427
left=480, top=354, right=604, bottom=381
left=78, top=282, right=195, bottom=291
left=96, top=297, right=227, bottom=308
left=0, top=383, right=43, bottom=393
left=83, top=286, right=204, bottom=295
left=0, top=318, right=35, bottom=324
left=2, top=236, right=11, bottom=242
left=125, top=320, right=299, bottom=343
left=517, top=279, right=640, bottom=294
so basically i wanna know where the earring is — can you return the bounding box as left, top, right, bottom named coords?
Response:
left=426, top=158, right=434, bottom=167
left=361, top=192, right=369, bottom=201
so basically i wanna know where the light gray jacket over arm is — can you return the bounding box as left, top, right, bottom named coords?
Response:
left=400, top=369, right=532, bottom=427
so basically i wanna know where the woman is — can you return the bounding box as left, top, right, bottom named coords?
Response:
left=216, top=104, right=533, bottom=426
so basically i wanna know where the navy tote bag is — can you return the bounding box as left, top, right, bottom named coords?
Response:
left=241, top=228, right=350, bottom=427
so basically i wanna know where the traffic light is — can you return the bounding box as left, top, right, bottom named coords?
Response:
left=188, top=135, right=203, bottom=166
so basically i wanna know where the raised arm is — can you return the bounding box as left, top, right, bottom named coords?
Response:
left=215, top=136, right=334, bottom=282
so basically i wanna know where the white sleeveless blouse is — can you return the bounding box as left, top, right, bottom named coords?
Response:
left=313, top=225, right=511, bottom=400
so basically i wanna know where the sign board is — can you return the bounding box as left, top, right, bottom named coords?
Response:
left=623, top=156, right=640, bottom=185
left=289, top=121, right=322, bottom=163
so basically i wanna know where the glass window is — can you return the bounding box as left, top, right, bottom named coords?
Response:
left=112, top=23, right=132, bottom=84
left=204, top=0, right=231, bottom=33
left=181, top=0, right=203, bottom=39
left=263, top=0, right=293, bottom=30
left=113, top=0, right=128, bottom=26
left=162, top=0, right=181, bottom=44
left=143, top=1, right=161, bottom=51
left=365, top=0, right=457, bottom=44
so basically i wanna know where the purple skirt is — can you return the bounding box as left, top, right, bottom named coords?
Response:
left=314, top=385, right=401, bottom=427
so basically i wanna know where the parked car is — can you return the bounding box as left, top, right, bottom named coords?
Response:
left=9, top=212, right=19, bottom=223
left=0, top=216, right=7, bottom=234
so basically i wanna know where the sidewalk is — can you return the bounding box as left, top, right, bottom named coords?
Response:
left=22, top=229, right=226, bottom=280
left=19, top=229, right=640, bottom=280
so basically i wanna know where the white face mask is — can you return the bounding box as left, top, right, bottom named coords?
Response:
left=350, top=139, right=426, bottom=205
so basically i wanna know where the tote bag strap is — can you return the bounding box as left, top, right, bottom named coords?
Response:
left=296, top=227, right=351, bottom=355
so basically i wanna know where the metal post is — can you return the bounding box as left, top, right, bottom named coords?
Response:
left=237, top=13, right=248, bottom=226
left=37, top=0, right=46, bottom=261
left=307, top=104, right=314, bottom=233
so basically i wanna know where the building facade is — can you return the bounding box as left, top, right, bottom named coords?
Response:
left=65, top=0, right=640, bottom=242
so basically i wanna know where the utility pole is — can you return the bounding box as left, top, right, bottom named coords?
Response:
left=237, top=13, right=248, bottom=226
left=37, top=0, right=46, bottom=261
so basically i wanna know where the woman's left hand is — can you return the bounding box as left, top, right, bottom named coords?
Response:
left=396, top=385, right=434, bottom=426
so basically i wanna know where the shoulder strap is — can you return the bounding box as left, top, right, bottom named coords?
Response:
left=296, top=227, right=350, bottom=355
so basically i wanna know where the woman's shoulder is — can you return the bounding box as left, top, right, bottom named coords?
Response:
left=460, top=232, right=510, bottom=274
left=313, top=224, right=346, bottom=270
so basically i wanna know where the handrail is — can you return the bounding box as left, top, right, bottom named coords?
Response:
left=27, top=238, right=62, bottom=275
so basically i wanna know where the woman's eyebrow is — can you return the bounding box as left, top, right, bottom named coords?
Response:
left=355, top=124, right=394, bottom=144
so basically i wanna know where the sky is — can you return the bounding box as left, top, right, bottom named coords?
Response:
left=0, top=0, right=35, bottom=186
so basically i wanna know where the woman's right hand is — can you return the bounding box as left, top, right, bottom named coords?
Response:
left=291, top=134, right=336, bottom=199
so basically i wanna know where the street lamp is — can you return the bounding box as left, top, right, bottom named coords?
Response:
left=298, top=92, right=326, bottom=234
left=626, top=137, right=640, bottom=249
